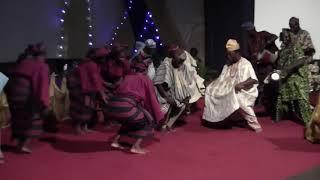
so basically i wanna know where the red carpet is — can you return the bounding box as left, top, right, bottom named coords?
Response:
left=1, top=100, right=320, bottom=180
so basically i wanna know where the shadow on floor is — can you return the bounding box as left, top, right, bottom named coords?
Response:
left=268, top=137, right=320, bottom=153
left=40, top=137, right=109, bottom=153
left=288, top=165, right=320, bottom=180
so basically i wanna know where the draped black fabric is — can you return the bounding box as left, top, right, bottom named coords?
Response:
left=205, top=0, right=254, bottom=71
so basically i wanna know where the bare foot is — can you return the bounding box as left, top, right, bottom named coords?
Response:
left=130, top=147, right=149, bottom=155
left=168, top=127, right=177, bottom=132
left=111, top=142, right=125, bottom=150
left=75, top=124, right=84, bottom=135
left=83, top=125, right=95, bottom=133
left=0, top=151, right=4, bottom=164
left=84, top=128, right=95, bottom=133
left=161, top=125, right=176, bottom=133
left=161, top=125, right=168, bottom=132
left=255, top=128, right=263, bottom=133
left=75, top=129, right=84, bottom=135
left=20, top=146, right=32, bottom=154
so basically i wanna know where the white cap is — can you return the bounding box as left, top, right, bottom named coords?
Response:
left=145, top=39, right=156, bottom=48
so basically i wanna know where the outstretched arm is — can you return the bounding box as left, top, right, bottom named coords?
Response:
left=235, top=78, right=258, bottom=93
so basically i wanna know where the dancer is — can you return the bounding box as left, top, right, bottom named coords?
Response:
left=68, top=48, right=108, bottom=134
left=104, top=66, right=164, bottom=154
left=7, top=43, right=51, bottom=153
left=203, top=39, right=262, bottom=132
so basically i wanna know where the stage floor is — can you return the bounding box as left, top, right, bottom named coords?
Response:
left=1, top=100, right=320, bottom=180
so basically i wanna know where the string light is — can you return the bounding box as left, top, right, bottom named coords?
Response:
left=108, top=0, right=162, bottom=47
left=57, top=0, right=70, bottom=58
left=138, top=10, right=162, bottom=46
left=107, top=0, right=133, bottom=46
left=86, top=0, right=94, bottom=47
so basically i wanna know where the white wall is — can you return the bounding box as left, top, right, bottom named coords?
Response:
left=255, top=0, right=320, bottom=58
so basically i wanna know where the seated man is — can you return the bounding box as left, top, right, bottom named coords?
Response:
left=203, top=39, right=262, bottom=133
left=154, top=45, right=205, bottom=131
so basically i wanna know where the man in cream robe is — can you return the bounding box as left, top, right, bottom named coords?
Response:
left=203, top=39, right=262, bottom=132
left=154, top=45, right=205, bottom=130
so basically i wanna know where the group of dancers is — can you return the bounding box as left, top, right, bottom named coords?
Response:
left=1, top=17, right=320, bottom=164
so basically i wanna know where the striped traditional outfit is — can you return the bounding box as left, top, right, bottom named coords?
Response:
left=7, top=59, right=50, bottom=141
left=67, top=59, right=102, bottom=125
left=104, top=73, right=164, bottom=138
left=153, top=52, right=204, bottom=114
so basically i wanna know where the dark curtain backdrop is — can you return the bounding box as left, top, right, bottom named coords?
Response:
left=125, top=0, right=147, bottom=42
left=124, top=0, right=163, bottom=46
left=205, top=0, right=254, bottom=71
left=65, top=0, right=89, bottom=59
left=146, top=0, right=205, bottom=61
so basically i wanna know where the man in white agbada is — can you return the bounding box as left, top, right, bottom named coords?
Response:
left=154, top=44, right=205, bottom=130
left=203, top=39, right=262, bottom=132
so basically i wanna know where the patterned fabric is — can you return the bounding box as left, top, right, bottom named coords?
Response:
left=289, top=29, right=317, bottom=90
left=67, top=69, right=95, bottom=124
left=0, top=92, right=10, bottom=128
left=305, top=95, right=320, bottom=143
left=203, top=57, right=259, bottom=122
left=104, top=96, right=155, bottom=139
left=49, top=74, right=70, bottom=121
left=276, top=44, right=312, bottom=123
left=7, top=74, right=42, bottom=140
left=309, top=63, right=320, bottom=91
left=115, top=74, right=164, bottom=122
left=153, top=51, right=204, bottom=113
left=289, top=30, right=314, bottom=52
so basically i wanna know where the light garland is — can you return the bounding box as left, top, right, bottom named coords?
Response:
left=86, top=0, right=94, bottom=47
left=108, top=0, right=133, bottom=46
left=57, top=0, right=94, bottom=58
left=139, top=10, right=162, bottom=46
left=57, top=0, right=70, bottom=58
